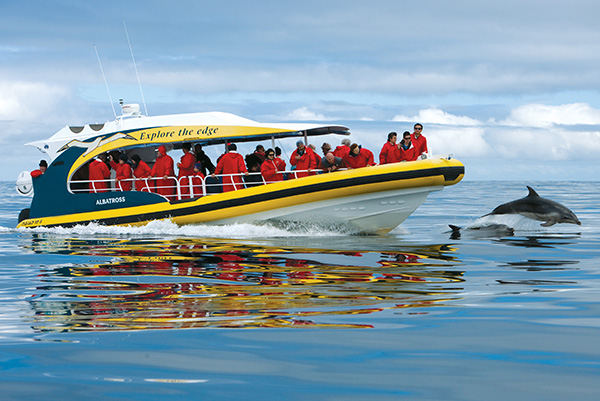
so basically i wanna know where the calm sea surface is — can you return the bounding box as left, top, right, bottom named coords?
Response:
left=1, top=180, right=599, bottom=400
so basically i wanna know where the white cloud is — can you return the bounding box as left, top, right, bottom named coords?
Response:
left=392, top=108, right=481, bottom=126
left=0, top=81, right=70, bottom=121
left=502, top=103, right=600, bottom=127
left=427, top=127, right=492, bottom=157
left=284, top=106, right=329, bottom=121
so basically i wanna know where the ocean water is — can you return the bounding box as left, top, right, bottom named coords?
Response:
left=1, top=180, right=599, bottom=400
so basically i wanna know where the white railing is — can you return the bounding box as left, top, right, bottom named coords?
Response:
left=69, top=169, right=322, bottom=200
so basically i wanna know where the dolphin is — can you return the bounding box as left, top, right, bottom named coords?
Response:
left=448, top=223, right=515, bottom=239
left=482, top=186, right=581, bottom=227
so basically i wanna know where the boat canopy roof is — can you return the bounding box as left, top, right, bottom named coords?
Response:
left=26, top=111, right=350, bottom=162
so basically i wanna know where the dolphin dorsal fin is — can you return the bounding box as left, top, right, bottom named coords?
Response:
left=526, top=186, right=539, bottom=197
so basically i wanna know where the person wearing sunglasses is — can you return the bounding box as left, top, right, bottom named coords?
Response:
left=411, top=123, right=428, bottom=158
left=261, top=148, right=285, bottom=183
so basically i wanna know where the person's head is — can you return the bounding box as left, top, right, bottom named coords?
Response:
left=387, top=132, right=397, bottom=143
left=228, top=143, right=237, bottom=152
left=414, top=123, right=423, bottom=135
left=97, top=153, right=108, bottom=162
left=325, top=152, right=335, bottom=163
left=131, top=154, right=141, bottom=166
left=194, top=163, right=202, bottom=172
left=255, top=145, right=265, bottom=153
left=182, top=143, right=191, bottom=152
left=118, top=153, right=128, bottom=164
left=275, top=146, right=282, bottom=156
left=194, top=144, right=205, bottom=155
left=39, top=160, right=48, bottom=172
left=296, top=140, right=305, bottom=150
left=321, top=142, right=331, bottom=155
left=342, top=138, right=351, bottom=147
left=402, top=131, right=411, bottom=142
left=265, top=148, right=275, bottom=160
left=308, top=144, right=316, bottom=152
left=350, top=143, right=360, bottom=155
left=157, top=145, right=167, bottom=156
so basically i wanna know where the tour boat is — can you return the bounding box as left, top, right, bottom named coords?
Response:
left=16, top=104, right=464, bottom=234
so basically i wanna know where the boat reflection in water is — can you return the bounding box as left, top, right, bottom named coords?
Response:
left=24, top=235, right=464, bottom=332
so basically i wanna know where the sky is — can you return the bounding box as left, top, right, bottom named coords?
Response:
left=1, top=0, right=600, bottom=181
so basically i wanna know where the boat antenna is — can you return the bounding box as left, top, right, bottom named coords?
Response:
left=123, top=21, right=148, bottom=116
left=94, top=44, right=117, bottom=119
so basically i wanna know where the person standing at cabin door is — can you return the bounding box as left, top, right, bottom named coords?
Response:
left=211, top=143, right=248, bottom=192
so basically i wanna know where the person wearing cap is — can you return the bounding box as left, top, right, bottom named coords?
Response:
left=289, top=140, right=317, bottom=179
left=30, top=160, right=48, bottom=178
left=411, top=123, right=428, bottom=157
left=343, top=143, right=375, bottom=169
left=109, top=153, right=133, bottom=191
left=177, top=143, right=196, bottom=198
left=89, top=154, right=111, bottom=193
left=151, top=145, right=175, bottom=199
left=332, top=138, right=351, bottom=159
left=131, top=154, right=152, bottom=192
left=191, top=162, right=206, bottom=197
left=211, top=143, right=248, bottom=192
left=379, top=132, right=401, bottom=165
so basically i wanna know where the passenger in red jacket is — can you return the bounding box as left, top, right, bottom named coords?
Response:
left=151, top=145, right=175, bottom=200
left=343, top=143, right=375, bottom=169
left=274, top=146, right=286, bottom=171
left=411, top=123, right=428, bottom=158
left=289, top=140, right=317, bottom=178
left=89, top=154, right=111, bottom=193
left=30, top=159, right=48, bottom=178
left=110, top=153, right=133, bottom=191
left=191, top=163, right=206, bottom=197
left=131, top=154, right=152, bottom=192
left=212, top=143, right=248, bottom=192
left=177, top=143, right=196, bottom=198
left=261, top=148, right=284, bottom=183
left=379, top=132, right=402, bottom=165
left=399, top=131, right=417, bottom=161
left=332, top=138, right=351, bottom=159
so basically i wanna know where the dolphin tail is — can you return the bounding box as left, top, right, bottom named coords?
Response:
left=449, top=225, right=462, bottom=233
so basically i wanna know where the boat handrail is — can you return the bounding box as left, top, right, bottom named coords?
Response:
left=67, top=168, right=331, bottom=200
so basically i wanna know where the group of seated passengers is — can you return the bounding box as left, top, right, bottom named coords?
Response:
left=84, top=123, right=428, bottom=196
left=86, top=143, right=215, bottom=200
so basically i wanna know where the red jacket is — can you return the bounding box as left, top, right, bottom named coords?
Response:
left=178, top=152, right=196, bottom=178
left=379, top=142, right=401, bottom=164
left=89, top=159, right=111, bottom=193
left=399, top=143, right=417, bottom=161
left=191, top=171, right=206, bottom=197
left=333, top=145, right=350, bottom=159
left=178, top=151, right=196, bottom=197
left=110, top=161, right=133, bottom=191
left=274, top=156, right=286, bottom=171
left=411, top=133, right=428, bottom=156
left=261, top=159, right=284, bottom=182
left=344, top=148, right=375, bottom=169
left=289, top=147, right=317, bottom=178
left=214, top=152, right=248, bottom=192
left=151, top=153, right=175, bottom=198
left=133, top=160, right=152, bottom=192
